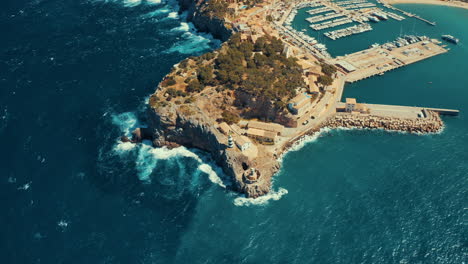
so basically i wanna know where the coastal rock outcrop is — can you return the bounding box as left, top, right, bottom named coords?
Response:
left=146, top=103, right=276, bottom=198
left=178, top=0, right=231, bottom=41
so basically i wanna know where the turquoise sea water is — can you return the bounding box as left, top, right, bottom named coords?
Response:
left=1, top=1, right=467, bottom=263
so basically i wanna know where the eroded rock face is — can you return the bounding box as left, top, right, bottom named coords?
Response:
left=139, top=0, right=277, bottom=198
left=234, top=90, right=296, bottom=127
left=178, top=0, right=231, bottom=41
left=146, top=104, right=277, bottom=198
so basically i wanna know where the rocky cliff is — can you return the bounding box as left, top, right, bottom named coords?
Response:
left=141, top=0, right=283, bottom=198
left=178, top=0, right=231, bottom=41
left=146, top=103, right=276, bottom=198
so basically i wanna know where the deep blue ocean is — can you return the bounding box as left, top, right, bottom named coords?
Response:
left=1, top=1, right=466, bottom=263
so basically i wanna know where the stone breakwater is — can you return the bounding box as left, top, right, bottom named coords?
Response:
left=325, top=111, right=443, bottom=133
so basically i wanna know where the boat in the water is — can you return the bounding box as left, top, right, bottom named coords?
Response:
left=372, top=12, right=388, bottom=20
left=441, top=34, right=459, bottom=44
left=368, top=16, right=379, bottom=22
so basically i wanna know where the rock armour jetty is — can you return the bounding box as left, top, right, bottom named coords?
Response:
left=325, top=111, right=444, bottom=133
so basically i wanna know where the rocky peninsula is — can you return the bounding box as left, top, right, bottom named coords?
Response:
left=128, top=0, right=458, bottom=198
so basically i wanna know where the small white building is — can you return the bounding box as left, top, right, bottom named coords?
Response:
left=235, top=135, right=252, bottom=152
left=345, top=98, right=357, bottom=112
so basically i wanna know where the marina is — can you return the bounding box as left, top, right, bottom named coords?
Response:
left=307, top=6, right=334, bottom=15
left=331, top=36, right=447, bottom=83
left=275, top=0, right=447, bottom=74
left=324, top=24, right=373, bottom=40
left=310, top=17, right=354, bottom=30
left=342, top=3, right=377, bottom=9
left=306, top=13, right=344, bottom=23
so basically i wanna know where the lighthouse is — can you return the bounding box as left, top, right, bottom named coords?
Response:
left=228, top=134, right=234, bottom=148
left=245, top=167, right=258, bottom=182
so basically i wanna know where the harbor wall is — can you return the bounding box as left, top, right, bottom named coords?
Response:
left=325, top=111, right=443, bottom=133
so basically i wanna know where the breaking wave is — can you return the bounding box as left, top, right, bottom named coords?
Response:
left=166, top=12, right=178, bottom=19
left=277, top=127, right=331, bottom=163
left=123, top=0, right=142, bottom=7
left=167, top=31, right=221, bottom=54
left=111, top=112, right=141, bottom=137
left=110, top=111, right=227, bottom=190
left=233, top=188, right=289, bottom=207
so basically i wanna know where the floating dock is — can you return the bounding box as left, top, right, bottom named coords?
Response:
left=324, top=23, right=372, bottom=40
left=307, top=7, right=333, bottom=15
left=310, top=17, right=354, bottom=30
left=306, top=13, right=344, bottom=23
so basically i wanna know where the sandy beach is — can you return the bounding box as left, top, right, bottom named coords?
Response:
left=383, top=0, right=468, bottom=10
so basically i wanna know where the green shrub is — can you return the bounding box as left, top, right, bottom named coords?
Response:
left=221, top=110, right=240, bottom=125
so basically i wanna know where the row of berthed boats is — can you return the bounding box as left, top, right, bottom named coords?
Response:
left=324, top=23, right=372, bottom=40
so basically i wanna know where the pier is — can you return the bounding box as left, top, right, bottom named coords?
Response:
left=324, top=24, right=372, bottom=40
left=331, top=102, right=459, bottom=133
left=357, top=104, right=459, bottom=118
left=331, top=39, right=447, bottom=83
left=384, top=4, right=436, bottom=25
left=310, top=17, right=354, bottom=30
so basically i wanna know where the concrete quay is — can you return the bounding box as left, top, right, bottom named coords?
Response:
left=330, top=102, right=459, bottom=133
left=337, top=102, right=459, bottom=118
left=332, top=40, right=448, bottom=83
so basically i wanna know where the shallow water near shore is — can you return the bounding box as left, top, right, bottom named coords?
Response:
left=1, top=1, right=467, bottom=263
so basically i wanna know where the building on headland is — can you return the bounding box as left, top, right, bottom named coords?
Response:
left=233, top=23, right=250, bottom=33
left=345, top=98, right=357, bottom=112
left=234, top=135, right=252, bottom=152
left=345, top=98, right=368, bottom=114
left=246, top=128, right=277, bottom=144
left=307, top=75, right=320, bottom=95
left=247, top=120, right=284, bottom=136
left=288, top=92, right=312, bottom=115
left=245, top=168, right=258, bottom=183
left=335, top=60, right=357, bottom=73
left=218, top=122, right=232, bottom=135
left=282, top=45, right=294, bottom=58
left=228, top=134, right=234, bottom=148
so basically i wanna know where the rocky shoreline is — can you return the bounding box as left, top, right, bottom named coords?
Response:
left=144, top=103, right=277, bottom=198
left=137, top=0, right=449, bottom=199
left=325, top=112, right=444, bottom=134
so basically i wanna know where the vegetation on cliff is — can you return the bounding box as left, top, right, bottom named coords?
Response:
left=199, top=0, right=230, bottom=19
left=317, top=62, right=337, bottom=87
left=200, top=0, right=265, bottom=19
left=150, top=32, right=306, bottom=124
left=211, top=34, right=305, bottom=101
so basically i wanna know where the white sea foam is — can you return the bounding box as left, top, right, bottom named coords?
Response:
left=17, top=181, right=32, bottom=191
left=233, top=188, right=289, bottom=207
left=277, top=127, right=331, bottom=163
left=123, top=0, right=142, bottom=7
left=111, top=112, right=139, bottom=136
left=114, top=141, right=137, bottom=153
left=141, top=8, right=170, bottom=19
left=129, top=143, right=226, bottom=189
left=197, top=163, right=226, bottom=188
left=167, top=12, right=178, bottom=19
left=167, top=31, right=221, bottom=54
left=146, top=0, right=162, bottom=4
left=171, top=22, right=190, bottom=32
